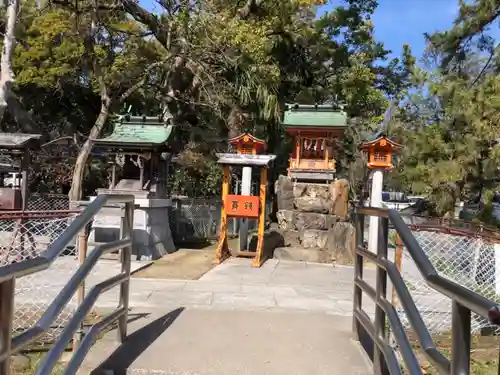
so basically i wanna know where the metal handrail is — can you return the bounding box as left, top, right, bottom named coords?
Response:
left=0, top=194, right=135, bottom=375
left=353, top=206, right=500, bottom=375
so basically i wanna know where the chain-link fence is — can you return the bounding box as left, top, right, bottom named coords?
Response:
left=169, top=177, right=271, bottom=245
left=27, top=193, right=70, bottom=211
left=170, top=197, right=271, bottom=244
left=0, top=211, right=80, bottom=345
left=386, top=217, right=500, bottom=335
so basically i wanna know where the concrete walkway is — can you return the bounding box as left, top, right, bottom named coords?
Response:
left=77, top=259, right=376, bottom=374
left=82, top=308, right=372, bottom=375
left=91, top=258, right=377, bottom=316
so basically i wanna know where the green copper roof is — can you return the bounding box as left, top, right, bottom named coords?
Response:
left=283, top=104, right=348, bottom=128
left=95, top=115, right=173, bottom=146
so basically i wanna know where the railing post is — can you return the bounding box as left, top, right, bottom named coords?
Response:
left=353, top=210, right=364, bottom=340
left=0, top=279, right=15, bottom=375
left=73, top=225, right=89, bottom=353
left=117, top=201, right=134, bottom=343
left=391, top=233, right=403, bottom=308
left=451, top=301, right=471, bottom=375
left=373, top=216, right=389, bottom=375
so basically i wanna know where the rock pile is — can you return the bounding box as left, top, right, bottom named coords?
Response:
left=273, top=175, right=355, bottom=264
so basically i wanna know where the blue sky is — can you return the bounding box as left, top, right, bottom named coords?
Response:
left=319, top=0, right=460, bottom=60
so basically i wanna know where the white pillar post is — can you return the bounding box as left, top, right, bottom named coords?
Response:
left=368, top=168, right=384, bottom=253
left=239, top=166, right=252, bottom=251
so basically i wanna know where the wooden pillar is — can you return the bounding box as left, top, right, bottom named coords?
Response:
left=324, top=138, right=329, bottom=169
left=139, top=157, right=145, bottom=189
left=295, top=136, right=300, bottom=167
left=252, top=167, right=268, bottom=268
left=214, top=166, right=231, bottom=264
left=155, top=155, right=167, bottom=198
left=110, top=162, right=117, bottom=189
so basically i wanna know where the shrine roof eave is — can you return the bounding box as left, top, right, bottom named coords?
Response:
left=216, top=153, right=276, bottom=167
left=283, top=105, right=348, bottom=129
left=360, top=135, right=404, bottom=150
left=92, top=140, right=169, bottom=150
left=93, top=123, right=174, bottom=150
left=285, top=126, right=347, bottom=133
left=228, top=132, right=266, bottom=145
left=0, top=133, right=42, bottom=150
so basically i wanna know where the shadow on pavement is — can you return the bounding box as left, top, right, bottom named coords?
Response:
left=91, top=307, right=185, bottom=375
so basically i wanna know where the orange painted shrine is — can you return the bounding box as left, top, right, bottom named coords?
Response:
left=228, top=133, right=266, bottom=155
left=360, top=134, right=403, bottom=170
left=283, top=104, right=348, bottom=181
left=214, top=133, right=275, bottom=268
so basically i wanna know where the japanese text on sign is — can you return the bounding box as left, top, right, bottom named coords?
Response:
left=225, top=194, right=259, bottom=218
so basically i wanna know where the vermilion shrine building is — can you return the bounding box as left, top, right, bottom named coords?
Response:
left=283, top=104, right=348, bottom=182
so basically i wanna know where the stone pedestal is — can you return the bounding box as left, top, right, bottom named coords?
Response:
left=273, top=175, right=354, bottom=264
left=87, top=196, right=176, bottom=261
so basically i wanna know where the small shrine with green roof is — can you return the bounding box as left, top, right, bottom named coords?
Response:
left=283, top=103, right=348, bottom=181
left=89, top=113, right=176, bottom=260
left=92, top=114, right=174, bottom=199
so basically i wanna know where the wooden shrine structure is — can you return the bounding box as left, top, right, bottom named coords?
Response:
left=214, top=151, right=276, bottom=268
left=283, top=103, right=348, bottom=181
left=92, top=114, right=174, bottom=198
left=228, top=133, right=267, bottom=252
left=360, top=133, right=403, bottom=170
left=228, top=133, right=267, bottom=155
left=90, top=113, right=177, bottom=259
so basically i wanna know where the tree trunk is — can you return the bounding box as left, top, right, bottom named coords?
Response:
left=67, top=59, right=163, bottom=201
left=68, top=100, right=111, bottom=201
left=0, top=0, right=20, bottom=124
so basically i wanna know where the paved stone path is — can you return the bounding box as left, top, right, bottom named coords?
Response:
left=71, top=258, right=384, bottom=374
left=94, top=258, right=377, bottom=316
left=82, top=308, right=372, bottom=375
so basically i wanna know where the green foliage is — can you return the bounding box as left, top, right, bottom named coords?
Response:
left=2, top=0, right=413, bottom=198
left=393, top=0, right=500, bottom=219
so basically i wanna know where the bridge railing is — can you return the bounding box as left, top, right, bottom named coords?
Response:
left=353, top=207, right=500, bottom=375
left=0, top=194, right=135, bottom=375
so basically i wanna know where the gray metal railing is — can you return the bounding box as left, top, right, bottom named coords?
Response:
left=354, top=207, right=500, bottom=375
left=0, top=194, right=135, bottom=375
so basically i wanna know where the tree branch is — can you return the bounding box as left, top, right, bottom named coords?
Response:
left=117, top=58, right=173, bottom=103
left=121, top=0, right=170, bottom=47
left=236, top=0, right=265, bottom=19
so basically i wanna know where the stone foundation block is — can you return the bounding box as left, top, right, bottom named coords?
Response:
left=300, top=229, right=329, bottom=249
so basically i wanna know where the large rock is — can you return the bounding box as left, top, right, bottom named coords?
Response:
left=300, top=229, right=329, bottom=249
left=295, top=212, right=337, bottom=231
left=292, top=182, right=334, bottom=214
left=331, top=179, right=349, bottom=219
left=281, top=230, right=301, bottom=247
left=277, top=210, right=337, bottom=231
left=294, top=197, right=331, bottom=213
left=274, top=247, right=331, bottom=263
left=293, top=183, right=331, bottom=200
left=276, top=210, right=294, bottom=230
left=275, top=175, right=294, bottom=211
left=327, top=222, right=355, bottom=263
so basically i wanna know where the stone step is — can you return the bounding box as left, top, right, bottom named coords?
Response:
left=273, top=246, right=332, bottom=263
